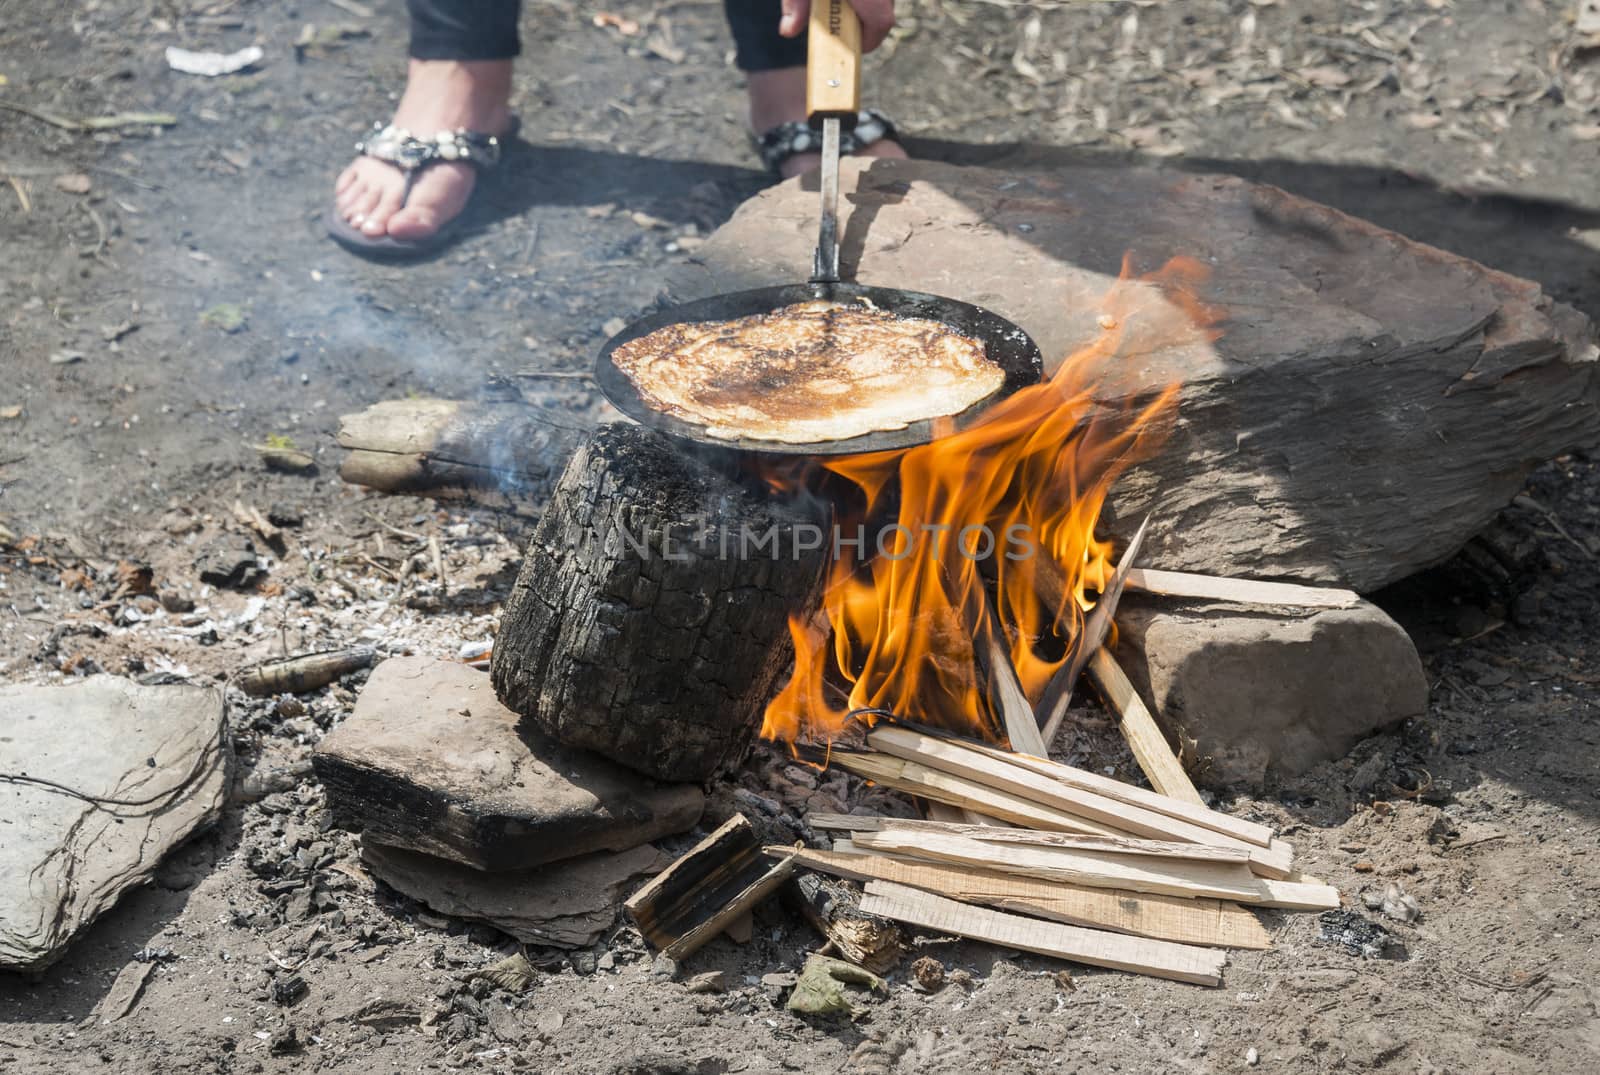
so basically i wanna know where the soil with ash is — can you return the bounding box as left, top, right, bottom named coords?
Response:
left=3, top=1, right=1600, bottom=1072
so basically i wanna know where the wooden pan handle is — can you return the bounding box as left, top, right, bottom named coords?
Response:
left=807, top=0, right=862, bottom=121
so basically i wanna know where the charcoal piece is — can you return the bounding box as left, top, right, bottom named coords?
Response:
left=1316, top=909, right=1405, bottom=960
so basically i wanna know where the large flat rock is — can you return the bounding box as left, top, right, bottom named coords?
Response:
left=669, top=159, right=1599, bottom=591
left=313, top=657, right=704, bottom=871
left=1115, top=597, right=1429, bottom=790
left=0, top=677, right=229, bottom=971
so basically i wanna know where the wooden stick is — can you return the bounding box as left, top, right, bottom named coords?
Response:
left=1037, top=515, right=1150, bottom=744
left=806, top=814, right=1250, bottom=864
left=624, top=815, right=798, bottom=959
left=893, top=728, right=1275, bottom=849
left=858, top=881, right=1226, bottom=986
left=866, top=729, right=1205, bottom=841
left=863, top=728, right=1289, bottom=878
left=774, top=844, right=1271, bottom=950
left=1124, top=568, right=1361, bottom=608
left=832, top=752, right=1131, bottom=837
left=1086, top=648, right=1205, bottom=807
left=913, top=733, right=1274, bottom=849
left=989, top=632, right=1048, bottom=756
left=923, top=801, right=996, bottom=827
left=854, top=830, right=1337, bottom=911
left=856, top=829, right=1268, bottom=904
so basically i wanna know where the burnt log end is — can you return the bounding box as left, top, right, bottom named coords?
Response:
left=492, top=424, right=826, bottom=781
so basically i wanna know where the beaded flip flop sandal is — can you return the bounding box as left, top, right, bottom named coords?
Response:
left=325, top=117, right=518, bottom=259
left=754, top=108, right=898, bottom=174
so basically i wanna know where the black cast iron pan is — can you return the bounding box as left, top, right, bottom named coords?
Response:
left=592, top=2, right=1044, bottom=458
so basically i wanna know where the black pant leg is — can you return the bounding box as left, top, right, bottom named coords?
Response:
left=723, top=0, right=807, bottom=71
left=408, top=0, right=522, bottom=60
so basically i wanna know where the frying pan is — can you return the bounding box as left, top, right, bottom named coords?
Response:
left=594, top=1, right=1044, bottom=458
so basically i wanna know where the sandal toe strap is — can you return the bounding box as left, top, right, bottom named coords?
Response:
left=756, top=109, right=899, bottom=174
left=355, top=122, right=504, bottom=172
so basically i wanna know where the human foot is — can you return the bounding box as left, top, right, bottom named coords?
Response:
left=746, top=66, right=907, bottom=179
left=333, top=58, right=513, bottom=242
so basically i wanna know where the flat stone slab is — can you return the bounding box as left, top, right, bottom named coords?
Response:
left=1115, top=597, right=1429, bottom=789
left=362, top=841, right=667, bottom=949
left=313, top=657, right=704, bottom=871
left=0, top=677, right=229, bottom=971
left=670, top=159, right=1599, bottom=591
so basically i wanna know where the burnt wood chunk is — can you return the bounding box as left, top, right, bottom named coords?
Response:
left=625, top=814, right=797, bottom=959
left=491, top=424, right=827, bottom=782
left=783, top=871, right=904, bottom=975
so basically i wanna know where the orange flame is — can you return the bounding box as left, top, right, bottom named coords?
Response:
left=761, top=256, right=1217, bottom=746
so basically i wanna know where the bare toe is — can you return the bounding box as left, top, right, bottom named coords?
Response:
left=335, top=163, right=362, bottom=196
left=386, top=164, right=474, bottom=240
left=363, top=183, right=405, bottom=236
left=347, top=183, right=384, bottom=226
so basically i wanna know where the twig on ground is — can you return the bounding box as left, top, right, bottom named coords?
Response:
left=0, top=101, right=178, bottom=131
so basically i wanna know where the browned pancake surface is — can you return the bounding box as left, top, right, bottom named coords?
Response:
left=611, top=301, right=1004, bottom=444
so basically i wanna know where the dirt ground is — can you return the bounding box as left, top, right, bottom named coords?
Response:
left=4, top=0, right=1600, bottom=1071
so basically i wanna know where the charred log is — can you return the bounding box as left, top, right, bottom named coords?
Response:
left=491, top=424, right=827, bottom=782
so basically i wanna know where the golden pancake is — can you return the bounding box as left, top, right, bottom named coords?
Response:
left=611, top=301, right=1004, bottom=444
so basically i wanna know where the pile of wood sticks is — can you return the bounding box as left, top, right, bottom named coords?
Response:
left=767, top=724, right=1339, bottom=987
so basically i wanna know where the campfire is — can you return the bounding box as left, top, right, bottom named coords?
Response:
left=761, top=256, right=1205, bottom=749
left=462, top=254, right=1346, bottom=988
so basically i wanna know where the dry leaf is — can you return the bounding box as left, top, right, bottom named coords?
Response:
left=592, top=11, right=640, bottom=35
left=1406, top=112, right=1445, bottom=129
left=53, top=173, right=91, bottom=194
left=1299, top=65, right=1352, bottom=89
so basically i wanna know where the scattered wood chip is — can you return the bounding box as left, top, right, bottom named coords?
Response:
left=96, top=960, right=157, bottom=1023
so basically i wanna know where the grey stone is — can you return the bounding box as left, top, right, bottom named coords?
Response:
left=1115, top=597, right=1428, bottom=789
left=0, top=677, right=229, bottom=971
left=361, top=841, right=666, bottom=949
left=669, top=158, right=1598, bottom=591
left=313, top=657, right=704, bottom=871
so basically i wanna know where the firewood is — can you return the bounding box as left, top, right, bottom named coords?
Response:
left=1085, top=648, right=1205, bottom=807
left=830, top=752, right=1129, bottom=838
left=783, top=872, right=903, bottom=975
left=853, top=830, right=1337, bottom=911
left=492, top=425, right=827, bottom=782
left=985, top=632, right=1047, bottom=757
left=1124, top=568, right=1361, bottom=609
left=336, top=397, right=583, bottom=505
left=237, top=646, right=376, bottom=697
left=857, top=881, right=1226, bottom=986
left=624, top=815, right=797, bottom=960
left=1036, top=515, right=1150, bottom=744
left=806, top=814, right=1250, bottom=864
left=772, top=844, right=1271, bottom=950
left=883, top=728, right=1274, bottom=848
left=861, top=728, right=1292, bottom=877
